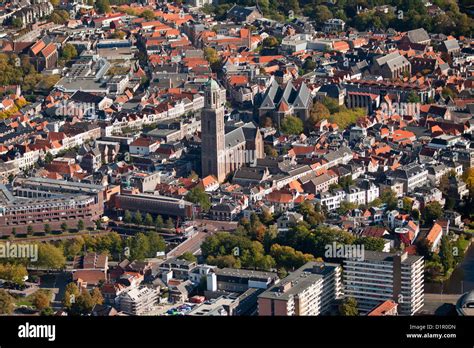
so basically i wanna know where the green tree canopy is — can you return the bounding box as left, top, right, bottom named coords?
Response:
left=339, top=297, right=358, bottom=316
left=281, top=115, right=304, bottom=135
left=37, top=243, right=66, bottom=270
left=186, top=187, right=211, bottom=212
left=0, top=290, right=14, bottom=314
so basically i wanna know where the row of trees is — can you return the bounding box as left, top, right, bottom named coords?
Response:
left=123, top=210, right=175, bottom=230
left=59, top=231, right=166, bottom=262
left=13, top=220, right=86, bottom=236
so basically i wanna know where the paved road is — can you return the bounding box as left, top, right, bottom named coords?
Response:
left=193, top=219, right=238, bottom=232
left=167, top=231, right=208, bottom=258
left=418, top=293, right=461, bottom=315
left=39, top=272, right=71, bottom=310
left=11, top=230, right=110, bottom=243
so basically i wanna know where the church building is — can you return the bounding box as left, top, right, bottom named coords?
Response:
left=201, top=79, right=264, bottom=183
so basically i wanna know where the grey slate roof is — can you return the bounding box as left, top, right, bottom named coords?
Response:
left=407, top=28, right=430, bottom=44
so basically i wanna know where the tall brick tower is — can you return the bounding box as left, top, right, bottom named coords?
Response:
left=201, top=79, right=226, bottom=183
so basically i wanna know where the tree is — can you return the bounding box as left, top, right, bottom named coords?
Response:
left=11, top=17, right=22, bottom=28
left=439, top=236, right=454, bottom=272
left=124, top=210, right=132, bottom=224
left=314, top=5, right=332, bottom=25
left=441, top=87, right=457, bottom=99
left=339, top=297, right=358, bottom=316
left=133, top=211, right=143, bottom=226
left=270, top=244, right=313, bottom=270
left=95, top=0, right=111, bottom=14
left=60, top=222, right=69, bottom=234
left=37, top=244, right=66, bottom=270
left=407, top=91, right=421, bottom=103
left=337, top=201, right=357, bottom=215
left=32, top=290, right=51, bottom=310
left=0, top=290, right=14, bottom=314
left=112, top=30, right=126, bottom=39
left=203, top=47, right=222, bottom=71
left=166, top=218, right=174, bottom=229
left=178, top=252, right=197, bottom=263
left=40, top=307, right=54, bottom=316
left=155, top=215, right=164, bottom=229
left=264, top=145, right=278, bottom=157
left=207, top=254, right=241, bottom=268
left=90, top=287, right=104, bottom=306
left=27, top=225, right=34, bottom=235
left=302, top=58, right=316, bottom=73
left=307, top=102, right=330, bottom=131
left=416, top=238, right=432, bottom=259
left=44, top=224, right=51, bottom=234
left=356, top=236, right=386, bottom=252
left=411, top=209, right=421, bottom=221
left=61, top=43, right=78, bottom=61
left=380, top=189, right=398, bottom=210
left=146, top=232, right=166, bottom=257
left=445, top=196, right=455, bottom=210
left=130, top=233, right=150, bottom=261
left=77, top=220, right=85, bottom=231
left=49, top=9, right=69, bottom=24
left=202, top=232, right=275, bottom=270
left=462, top=168, right=474, bottom=197
left=0, top=263, right=28, bottom=285
left=402, top=197, right=413, bottom=212
left=71, top=290, right=95, bottom=315
left=262, top=36, right=279, bottom=48
left=64, top=237, right=84, bottom=259
left=188, top=171, right=199, bottom=181
left=140, top=9, right=156, bottom=20
left=339, top=176, right=354, bottom=190
left=63, top=283, right=80, bottom=309
left=423, top=202, right=443, bottom=223
left=144, top=213, right=154, bottom=227
left=44, top=152, right=54, bottom=164
left=281, top=115, right=303, bottom=135
left=186, top=187, right=211, bottom=212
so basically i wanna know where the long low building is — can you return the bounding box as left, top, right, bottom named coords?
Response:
left=0, top=178, right=105, bottom=236
left=114, top=193, right=195, bottom=219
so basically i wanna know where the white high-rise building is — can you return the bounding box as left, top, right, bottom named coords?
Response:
left=258, top=262, right=343, bottom=316
left=343, top=251, right=424, bottom=315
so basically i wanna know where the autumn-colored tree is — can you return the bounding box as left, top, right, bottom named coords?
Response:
left=32, top=290, right=51, bottom=310
left=306, top=101, right=330, bottom=131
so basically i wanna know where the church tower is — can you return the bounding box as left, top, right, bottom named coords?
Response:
left=201, top=79, right=226, bottom=183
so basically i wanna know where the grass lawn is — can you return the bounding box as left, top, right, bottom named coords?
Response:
left=458, top=237, right=471, bottom=251
left=15, top=298, right=33, bottom=307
